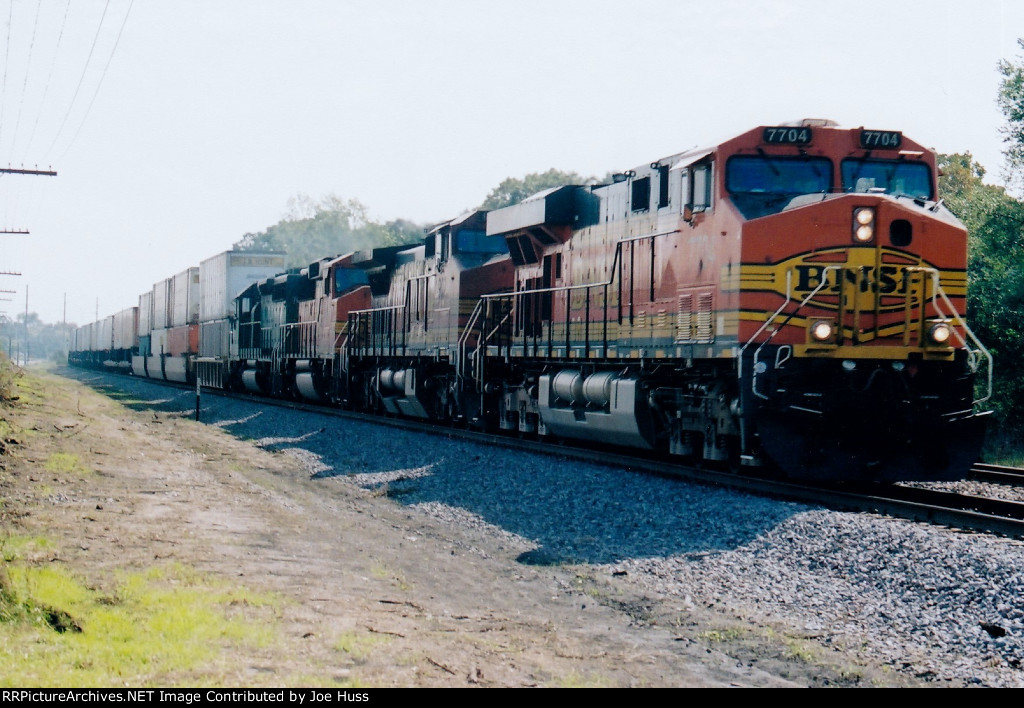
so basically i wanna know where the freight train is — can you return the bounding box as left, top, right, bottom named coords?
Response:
left=69, top=120, right=992, bottom=482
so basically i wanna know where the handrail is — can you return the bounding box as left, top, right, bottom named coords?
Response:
left=741, top=267, right=840, bottom=401
left=738, top=264, right=992, bottom=409
left=455, top=298, right=485, bottom=384
left=908, top=266, right=993, bottom=406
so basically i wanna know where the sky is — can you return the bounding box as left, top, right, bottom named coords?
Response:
left=0, top=0, right=1021, bottom=325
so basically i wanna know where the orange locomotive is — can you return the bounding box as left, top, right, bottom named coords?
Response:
left=70, top=119, right=990, bottom=482
left=432, top=119, right=989, bottom=480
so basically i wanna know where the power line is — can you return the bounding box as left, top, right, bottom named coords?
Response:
left=0, top=2, right=13, bottom=152
left=45, top=0, right=112, bottom=160
left=58, top=0, right=134, bottom=162
left=22, top=0, right=70, bottom=163
left=9, top=0, right=44, bottom=157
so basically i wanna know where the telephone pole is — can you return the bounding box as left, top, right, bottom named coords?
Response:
left=1, top=163, right=56, bottom=364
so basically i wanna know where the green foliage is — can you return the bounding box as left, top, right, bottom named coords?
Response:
left=938, top=153, right=1024, bottom=443
left=0, top=353, right=19, bottom=402
left=478, top=168, right=595, bottom=210
left=234, top=194, right=424, bottom=269
left=999, top=39, right=1024, bottom=190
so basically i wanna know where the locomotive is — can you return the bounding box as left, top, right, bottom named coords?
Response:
left=70, top=119, right=991, bottom=482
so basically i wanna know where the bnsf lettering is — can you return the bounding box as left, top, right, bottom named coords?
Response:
left=794, top=265, right=907, bottom=295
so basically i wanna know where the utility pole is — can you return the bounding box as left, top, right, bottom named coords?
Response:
left=1, top=165, right=56, bottom=366
left=24, top=285, right=29, bottom=367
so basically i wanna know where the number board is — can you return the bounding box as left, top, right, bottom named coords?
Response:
left=859, top=130, right=902, bottom=149
left=762, top=126, right=812, bottom=145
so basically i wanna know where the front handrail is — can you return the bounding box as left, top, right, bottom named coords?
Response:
left=909, top=266, right=993, bottom=406
left=738, top=264, right=992, bottom=409
left=739, top=267, right=842, bottom=401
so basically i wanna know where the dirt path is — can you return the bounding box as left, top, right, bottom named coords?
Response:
left=0, top=367, right=911, bottom=687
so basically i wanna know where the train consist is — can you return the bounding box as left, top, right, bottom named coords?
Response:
left=70, top=120, right=992, bottom=482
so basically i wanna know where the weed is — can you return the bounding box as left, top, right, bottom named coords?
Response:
left=370, top=562, right=411, bottom=591
left=0, top=561, right=280, bottom=686
left=553, top=671, right=615, bottom=688
left=697, top=627, right=745, bottom=642
left=0, top=354, right=22, bottom=404
left=44, top=453, right=90, bottom=476
left=335, top=631, right=390, bottom=660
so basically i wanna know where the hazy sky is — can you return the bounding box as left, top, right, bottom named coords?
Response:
left=0, top=0, right=1021, bottom=324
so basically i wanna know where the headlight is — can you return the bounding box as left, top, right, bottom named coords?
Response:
left=928, top=322, right=952, bottom=345
left=810, top=319, right=835, bottom=342
left=853, top=207, right=875, bottom=243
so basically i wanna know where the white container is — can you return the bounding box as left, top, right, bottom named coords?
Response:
left=98, top=316, right=114, bottom=352
left=138, top=291, right=153, bottom=336
left=113, top=307, right=138, bottom=350
left=152, top=278, right=173, bottom=330
left=200, top=250, right=285, bottom=323
left=172, top=267, right=200, bottom=326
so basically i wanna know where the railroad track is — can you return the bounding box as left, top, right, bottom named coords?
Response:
left=969, top=462, right=1024, bottom=486
left=63, top=366, right=1024, bottom=541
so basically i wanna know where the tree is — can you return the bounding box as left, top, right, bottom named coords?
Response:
left=478, top=169, right=595, bottom=210
left=999, top=39, right=1024, bottom=190
left=234, top=194, right=424, bottom=268
left=938, top=153, right=1024, bottom=444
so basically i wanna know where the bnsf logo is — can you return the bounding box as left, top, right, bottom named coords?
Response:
left=794, top=264, right=913, bottom=295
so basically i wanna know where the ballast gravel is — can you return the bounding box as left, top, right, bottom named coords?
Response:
left=79, top=373, right=1024, bottom=686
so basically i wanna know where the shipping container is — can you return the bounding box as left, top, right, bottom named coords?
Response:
left=150, top=328, right=167, bottom=356
left=98, top=316, right=114, bottom=352
left=138, top=291, right=153, bottom=336
left=199, top=250, right=285, bottom=322
left=152, top=278, right=173, bottom=330
left=166, top=324, right=198, bottom=357
left=112, top=307, right=139, bottom=351
left=172, top=267, right=200, bottom=326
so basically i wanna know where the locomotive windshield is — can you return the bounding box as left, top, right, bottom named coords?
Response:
left=726, top=155, right=832, bottom=219
left=841, top=159, right=933, bottom=200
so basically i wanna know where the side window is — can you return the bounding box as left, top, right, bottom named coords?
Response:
left=631, top=176, right=651, bottom=212
left=657, top=165, right=670, bottom=208
left=691, top=163, right=712, bottom=212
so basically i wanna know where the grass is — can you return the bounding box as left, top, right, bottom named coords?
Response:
left=370, top=562, right=411, bottom=591
left=553, top=671, right=615, bottom=688
left=696, top=627, right=746, bottom=643
left=44, top=453, right=90, bottom=477
left=335, top=631, right=390, bottom=661
left=0, top=556, right=281, bottom=687
left=0, top=353, right=21, bottom=404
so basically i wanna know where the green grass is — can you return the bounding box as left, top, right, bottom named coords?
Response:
left=335, top=631, right=390, bottom=660
left=43, top=453, right=90, bottom=477
left=0, top=559, right=280, bottom=687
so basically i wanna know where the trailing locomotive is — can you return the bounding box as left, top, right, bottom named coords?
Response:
left=70, top=119, right=992, bottom=482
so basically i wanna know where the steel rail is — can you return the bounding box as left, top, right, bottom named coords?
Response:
left=61, top=366, right=1024, bottom=540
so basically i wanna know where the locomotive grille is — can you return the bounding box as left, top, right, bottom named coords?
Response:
left=676, top=291, right=715, bottom=344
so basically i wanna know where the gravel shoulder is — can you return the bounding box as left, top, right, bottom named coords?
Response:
left=3, top=366, right=1004, bottom=687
